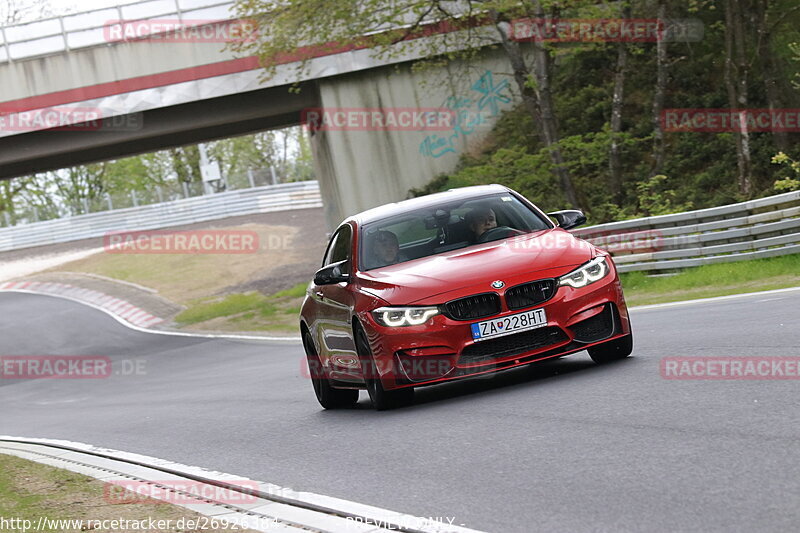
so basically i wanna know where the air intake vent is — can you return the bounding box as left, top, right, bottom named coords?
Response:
left=570, top=304, right=616, bottom=343
left=460, top=326, right=569, bottom=364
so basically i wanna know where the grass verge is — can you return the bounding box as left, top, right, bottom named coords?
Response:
left=0, top=454, right=257, bottom=532
left=620, top=253, right=800, bottom=306
left=46, top=223, right=301, bottom=304
left=175, top=282, right=307, bottom=333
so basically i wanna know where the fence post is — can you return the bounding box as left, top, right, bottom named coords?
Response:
left=82, top=197, right=90, bottom=214
left=3, top=211, right=11, bottom=227
left=182, top=181, right=190, bottom=198
left=33, top=206, right=39, bottom=222
left=156, top=186, right=164, bottom=203
left=270, top=166, right=278, bottom=185
left=247, top=169, right=255, bottom=188
left=131, top=190, right=138, bottom=207
left=106, top=193, right=113, bottom=211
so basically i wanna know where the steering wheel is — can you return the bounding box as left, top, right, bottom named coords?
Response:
left=477, top=226, right=525, bottom=243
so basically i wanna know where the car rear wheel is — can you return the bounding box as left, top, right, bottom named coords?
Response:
left=355, top=325, right=414, bottom=411
left=302, top=330, right=359, bottom=409
left=587, top=332, right=633, bottom=364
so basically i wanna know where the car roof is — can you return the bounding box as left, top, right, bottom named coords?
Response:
left=345, top=184, right=513, bottom=226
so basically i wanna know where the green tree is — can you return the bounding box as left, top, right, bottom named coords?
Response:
left=771, top=152, right=800, bottom=192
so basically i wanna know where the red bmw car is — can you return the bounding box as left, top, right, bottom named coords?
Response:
left=300, top=185, right=633, bottom=410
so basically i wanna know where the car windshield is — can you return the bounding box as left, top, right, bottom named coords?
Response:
left=360, top=193, right=551, bottom=270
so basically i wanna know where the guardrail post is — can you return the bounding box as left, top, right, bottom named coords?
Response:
left=3, top=211, right=11, bottom=227
left=105, top=193, right=113, bottom=211
left=131, top=190, right=138, bottom=207
left=156, top=186, right=163, bottom=203
left=270, top=166, right=278, bottom=185
left=82, top=197, right=90, bottom=214
left=182, top=181, right=190, bottom=198
left=33, top=206, right=39, bottom=222
left=247, top=169, right=255, bottom=188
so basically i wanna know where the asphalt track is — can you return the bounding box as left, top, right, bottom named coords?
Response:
left=1, top=290, right=798, bottom=532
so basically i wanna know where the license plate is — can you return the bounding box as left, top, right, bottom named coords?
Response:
left=471, top=308, right=547, bottom=341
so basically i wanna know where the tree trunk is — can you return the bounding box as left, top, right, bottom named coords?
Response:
left=529, top=2, right=579, bottom=208
left=754, top=0, right=790, bottom=152
left=489, top=7, right=580, bottom=208
left=651, top=0, right=668, bottom=176
left=609, top=3, right=631, bottom=202
left=724, top=0, right=752, bottom=197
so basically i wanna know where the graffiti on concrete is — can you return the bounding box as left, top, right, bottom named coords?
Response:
left=419, top=70, right=511, bottom=158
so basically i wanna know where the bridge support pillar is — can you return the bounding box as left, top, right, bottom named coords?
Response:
left=309, top=51, right=516, bottom=229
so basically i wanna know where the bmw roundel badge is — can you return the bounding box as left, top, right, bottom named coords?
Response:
left=491, top=280, right=505, bottom=289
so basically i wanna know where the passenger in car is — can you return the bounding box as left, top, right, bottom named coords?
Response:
left=465, top=207, right=498, bottom=241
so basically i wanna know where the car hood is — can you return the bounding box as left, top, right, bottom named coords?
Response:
left=357, top=228, right=594, bottom=305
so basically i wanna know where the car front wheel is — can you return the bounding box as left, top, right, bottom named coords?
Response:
left=587, top=332, right=633, bottom=364
left=302, top=330, right=359, bottom=409
left=355, top=325, right=414, bottom=411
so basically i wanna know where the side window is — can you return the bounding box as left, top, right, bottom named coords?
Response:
left=322, top=225, right=352, bottom=270
left=322, top=232, right=339, bottom=267
left=329, top=225, right=352, bottom=272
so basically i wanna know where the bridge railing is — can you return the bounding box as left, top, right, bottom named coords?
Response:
left=0, top=0, right=236, bottom=63
left=573, top=190, right=800, bottom=273
left=0, top=180, right=321, bottom=252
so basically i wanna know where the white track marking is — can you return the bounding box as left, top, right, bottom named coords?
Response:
left=629, top=286, right=800, bottom=312
left=0, top=288, right=300, bottom=343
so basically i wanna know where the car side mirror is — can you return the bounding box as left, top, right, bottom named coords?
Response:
left=547, top=210, right=587, bottom=230
left=314, top=260, right=350, bottom=285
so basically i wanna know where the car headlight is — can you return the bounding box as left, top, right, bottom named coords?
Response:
left=373, top=306, right=440, bottom=327
left=558, top=257, right=610, bottom=288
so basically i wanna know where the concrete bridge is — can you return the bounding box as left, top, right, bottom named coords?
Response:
left=0, top=0, right=517, bottom=228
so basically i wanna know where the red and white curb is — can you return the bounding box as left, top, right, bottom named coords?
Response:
left=0, top=281, right=301, bottom=342
left=0, top=281, right=163, bottom=328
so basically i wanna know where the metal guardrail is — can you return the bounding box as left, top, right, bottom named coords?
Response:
left=573, top=190, right=800, bottom=273
left=0, top=181, right=321, bottom=252
left=2, top=181, right=797, bottom=270
left=0, top=0, right=236, bottom=63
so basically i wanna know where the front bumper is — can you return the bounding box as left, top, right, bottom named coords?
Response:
left=361, top=273, right=631, bottom=389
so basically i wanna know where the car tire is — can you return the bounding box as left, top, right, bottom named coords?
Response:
left=587, top=332, right=633, bottom=364
left=355, top=325, right=414, bottom=411
left=302, top=330, right=359, bottom=409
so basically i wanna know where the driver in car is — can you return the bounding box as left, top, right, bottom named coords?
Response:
left=371, top=230, right=407, bottom=267
left=466, top=207, right=498, bottom=242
